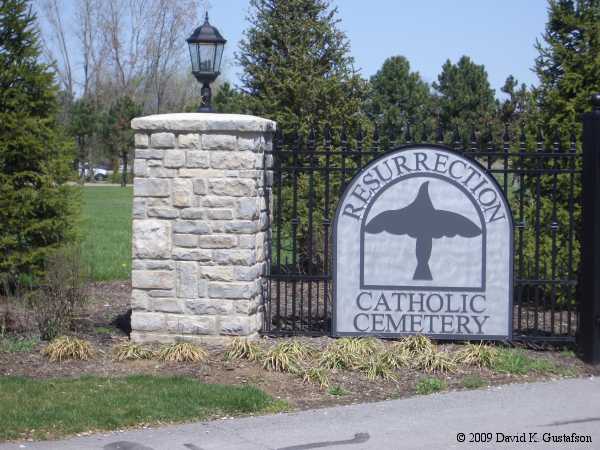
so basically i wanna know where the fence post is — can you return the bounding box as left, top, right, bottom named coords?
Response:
left=580, top=93, right=600, bottom=364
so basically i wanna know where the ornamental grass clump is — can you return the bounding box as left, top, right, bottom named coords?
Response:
left=358, top=353, right=397, bottom=381
left=262, top=340, right=315, bottom=373
left=397, top=335, right=435, bottom=357
left=414, top=347, right=457, bottom=374
left=157, top=342, right=208, bottom=363
left=302, top=367, right=330, bottom=388
left=112, top=342, right=155, bottom=361
left=383, top=342, right=412, bottom=369
left=455, top=342, right=498, bottom=368
left=43, top=336, right=94, bottom=362
left=320, top=337, right=381, bottom=370
left=224, top=337, right=262, bottom=362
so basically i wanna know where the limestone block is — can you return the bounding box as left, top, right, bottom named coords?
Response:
left=208, top=282, right=257, bottom=299
left=132, top=260, right=175, bottom=270
left=150, top=298, right=185, bottom=314
left=134, top=178, right=170, bottom=197
left=201, top=196, right=236, bottom=208
left=132, top=270, right=175, bottom=290
left=165, top=315, right=216, bottom=335
left=210, top=151, right=256, bottom=170
left=186, top=299, right=234, bottom=315
left=147, top=167, right=177, bottom=178
left=131, top=114, right=276, bottom=133
left=181, top=208, right=205, bottom=220
left=238, top=133, right=261, bottom=151
left=202, top=133, right=237, bottom=151
left=171, top=248, right=212, bottom=262
left=177, top=261, right=198, bottom=298
left=132, top=220, right=170, bottom=258
left=173, top=234, right=198, bottom=248
left=172, top=220, right=210, bottom=235
left=224, top=221, right=258, bottom=234
left=198, top=266, right=234, bottom=282
left=133, top=198, right=146, bottom=219
left=135, top=149, right=165, bottom=159
left=193, top=179, right=207, bottom=195
left=219, top=315, right=258, bottom=336
left=131, top=312, right=166, bottom=332
left=133, top=159, right=147, bottom=177
left=135, top=133, right=149, bottom=148
left=209, top=179, right=256, bottom=197
left=197, top=235, right=237, bottom=249
left=213, top=249, right=256, bottom=266
left=205, top=209, right=233, bottom=220
left=147, top=208, right=179, bottom=219
left=187, top=151, right=210, bottom=168
left=150, top=132, right=176, bottom=148
left=178, top=133, right=201, bottom=149
left=164, top=150, right=186, bottom=168
left=172, top=179, right=193, bottom=207
left=236, top=198, right=258, bottom=220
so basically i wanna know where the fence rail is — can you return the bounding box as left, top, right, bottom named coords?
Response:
left=263, top=126, right=582, bottom=343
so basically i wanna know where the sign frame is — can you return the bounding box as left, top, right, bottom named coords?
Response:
left=331, top=144, right=514, bottom=341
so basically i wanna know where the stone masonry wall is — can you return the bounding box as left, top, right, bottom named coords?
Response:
left=129, top=114, right=275, bottom=344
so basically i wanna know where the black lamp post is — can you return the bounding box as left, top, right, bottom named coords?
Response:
left=187, top=12, right=226, bottom=112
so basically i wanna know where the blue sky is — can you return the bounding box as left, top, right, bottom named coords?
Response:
left=212, top=0, right=549, bottom=96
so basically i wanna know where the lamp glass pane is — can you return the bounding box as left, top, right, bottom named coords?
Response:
left=188, top=43, right=199, bottom=71
left=199, top=43, right=216, bottom=72
left=214, top=43, right=225, bottom=72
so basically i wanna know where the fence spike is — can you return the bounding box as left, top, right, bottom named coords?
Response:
left=436, top=121, right=444, bottom=143
left=404, top=122, right=412, bottom=143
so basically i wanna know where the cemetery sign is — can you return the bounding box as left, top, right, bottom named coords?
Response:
left=333, top=145, right=513, bottom=340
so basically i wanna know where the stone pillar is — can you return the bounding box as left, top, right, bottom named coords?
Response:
left=129, top=113, right=275, bottom=345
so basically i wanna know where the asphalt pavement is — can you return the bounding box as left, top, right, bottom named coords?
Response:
left=2, top=377, right=599, bottom=450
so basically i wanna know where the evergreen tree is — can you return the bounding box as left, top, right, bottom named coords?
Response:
left=69, top=96, right=98, bottom=179
left=0, top=0, right=77, bottom=279
left=101, top=96, right=141, bottom=187
left=213, top=82, right=249, bottom=114
left=366, top=56, right=434, bottom=144
left=238, top=0, right=367, bottom=136
left=433, top=56, right=498, bottom=142
left=534, top=0, right=600, bottom=136
left=521, top=0, right=600, bottom=305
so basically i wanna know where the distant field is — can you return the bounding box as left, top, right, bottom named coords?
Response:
left=81, top=186, right=133, bottom=281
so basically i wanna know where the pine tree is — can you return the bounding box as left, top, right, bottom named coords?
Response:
left=366, top=56, right=434, bottom=144
left=534, top=0, right=600, bottom=136
left=238, top=0, right=367, bottom=136
left=238, top=0, right=368, bottom=270
left=433, top=56, right=498, bottom=142
left=0, top=0, right=78, bottom=279
left=522, top=0, right=600, bottom=305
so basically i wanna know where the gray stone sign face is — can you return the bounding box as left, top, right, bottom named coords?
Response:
left=333, top=145, right=513, bottom=340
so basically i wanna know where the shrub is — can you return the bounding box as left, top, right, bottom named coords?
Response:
left=156, top=342, right=208, bottom=363
left=224, top=337, right=262, bottom=362
left=43, top=336, right=94, bottom=362
left=383, top=343, right=412, bottom=369
left=0, top=0, right=78, bottom=279
left=113, top=342, right=155, bottom=361
left=28, top=245, right=89, bottom=340
left=415, top=377, right=447, bottom=395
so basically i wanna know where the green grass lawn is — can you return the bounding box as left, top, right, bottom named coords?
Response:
left=0, top=375, right=286, bottom=441
left=81, top=186, right=133, bottom=281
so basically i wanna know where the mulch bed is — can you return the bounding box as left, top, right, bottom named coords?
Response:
left=1, top=281, right=598, bottom=411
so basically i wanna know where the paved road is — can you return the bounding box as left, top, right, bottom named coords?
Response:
left=2, top=377, right=599, bottom=450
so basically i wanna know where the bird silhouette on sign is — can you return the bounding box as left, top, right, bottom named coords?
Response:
left=365, top=181, right=482, bottom=281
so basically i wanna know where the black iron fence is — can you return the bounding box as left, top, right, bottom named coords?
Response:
left=263, top=123, right=586, bottom=344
